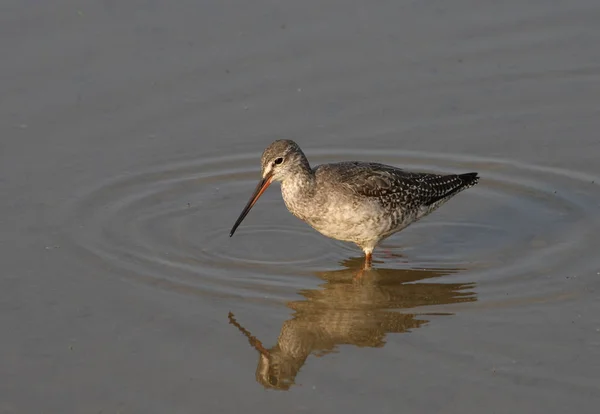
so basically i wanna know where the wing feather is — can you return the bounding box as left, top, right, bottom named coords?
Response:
left=315, top=162, right=478, bottom=208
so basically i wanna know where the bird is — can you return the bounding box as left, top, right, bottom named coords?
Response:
left=230, top=140, right=479, bottom=268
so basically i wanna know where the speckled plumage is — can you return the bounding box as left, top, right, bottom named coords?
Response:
left=230, top=140, right=479, bottom=265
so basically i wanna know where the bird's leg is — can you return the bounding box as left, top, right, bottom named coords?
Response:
left=354, top=251, right=372, bottom=280
left=364, top=251, right=372, bottom=269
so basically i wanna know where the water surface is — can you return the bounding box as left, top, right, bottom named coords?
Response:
left=2, top=0, right=600, bottom=413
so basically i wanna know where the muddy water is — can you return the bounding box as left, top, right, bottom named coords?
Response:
left=2, top=0, right=600, bottom=413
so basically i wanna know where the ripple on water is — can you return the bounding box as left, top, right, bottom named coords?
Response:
left=61, top=149, right=600, bottom=305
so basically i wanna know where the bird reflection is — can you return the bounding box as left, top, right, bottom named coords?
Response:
left=228, top=257, right=476, bottom=390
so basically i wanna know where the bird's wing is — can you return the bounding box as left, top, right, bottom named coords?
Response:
left=316, top=162, right=478, bottom=207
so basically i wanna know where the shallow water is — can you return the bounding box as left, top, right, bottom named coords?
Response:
left=63, top=148, right=599, bottom=308
left=2, top=0, right=600, bottom=412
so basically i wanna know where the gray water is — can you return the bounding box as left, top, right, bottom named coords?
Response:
left=2, top=1, right=600, bottom=412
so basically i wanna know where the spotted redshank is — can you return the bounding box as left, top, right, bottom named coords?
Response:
left=230, top=140, right=479, bottom=267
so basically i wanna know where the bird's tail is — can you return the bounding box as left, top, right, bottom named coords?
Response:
left=425, top=172, right=479, bottom=206
left=458, top=172, right=479, bottom=187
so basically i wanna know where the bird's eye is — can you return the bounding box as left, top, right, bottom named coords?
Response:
left=274, top=157, right=284, bottom=165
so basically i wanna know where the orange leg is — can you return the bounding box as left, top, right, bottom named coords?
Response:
left=354, top=252, right=372, bottom=280
left=364, top=252, right=372, bottom=269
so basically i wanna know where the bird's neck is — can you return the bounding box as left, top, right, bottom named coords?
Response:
left=280, top=163, right=316, bottom=217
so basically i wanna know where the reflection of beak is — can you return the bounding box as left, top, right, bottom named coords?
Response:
left=230, top=173, right=273, bottom=237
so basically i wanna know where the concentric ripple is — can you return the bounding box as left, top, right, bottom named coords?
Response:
left=61, top=149, right=600, bottom=304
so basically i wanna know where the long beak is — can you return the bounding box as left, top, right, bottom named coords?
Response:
left=229, top=173, right=273, bottom=237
